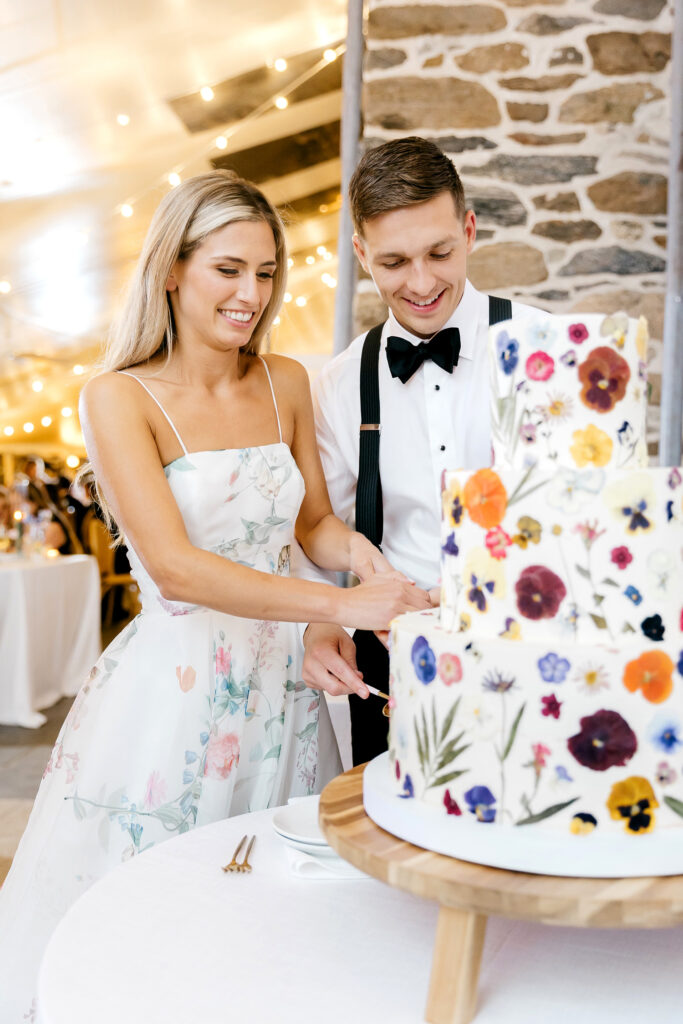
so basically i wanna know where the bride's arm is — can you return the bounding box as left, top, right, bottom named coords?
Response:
left=79, top=372, right=427, bottom=628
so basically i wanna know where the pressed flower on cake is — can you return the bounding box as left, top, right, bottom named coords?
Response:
left=623, top=650, right=674, bottom=703
left=537, top=651, right=571, bottom=684
left=526, top=350, right=555, bottom=382
left=569, top=424, right=614, bottom=468
left=515, top=565, right=567, bottom=620
left=604, top=472, right=655, bottom=533
left=607, top=776, right=658, bottom=834
left=463, top=469, right=508, bottom=529
left=411, top=636, right=437, bottom=684
left=567, top=709, right=637, bottom=771
left=577, top=346, right=630, bottom=413
left=464, top=547, right=507, bottom=613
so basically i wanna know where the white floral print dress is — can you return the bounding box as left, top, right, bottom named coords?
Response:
left=0, top=361, right=341, bottom=1021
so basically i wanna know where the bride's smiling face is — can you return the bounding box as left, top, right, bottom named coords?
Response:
left=166, top=219, right=277, bottom=350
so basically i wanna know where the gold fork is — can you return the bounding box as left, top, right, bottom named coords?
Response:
left=238, top=835, right=256, bottom=873
left=221, top=834, right=247, bottom=873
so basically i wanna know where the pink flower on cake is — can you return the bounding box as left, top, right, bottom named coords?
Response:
left=610, top=545, right=633, bottom=570
left=443, top=790, right=462, bottom=816
left=204, top=731, right=240, bottom=779
left=526, top=350, right=555, bottom=382
left=438, top=652, right=463, bottom=685
left=485, top=525, right=512, bottom=560
left=656, top=761, right=676, bottom=786
left=532, top=743, right=551, bottom=767
left=515, top=565, right=567, bottom=621
left=541, top=694, right=562, bottom=719
left=568, top=323, right=589, bottom=344
left=215, top=646, right=231, bottom=677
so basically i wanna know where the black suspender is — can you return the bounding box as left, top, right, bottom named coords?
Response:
left=355, top=322, right=385, bottom=548
left=354, top=296, right=513, bottom=548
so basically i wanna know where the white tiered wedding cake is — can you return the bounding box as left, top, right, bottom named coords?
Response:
left=363, top=311, right=683, bottom=877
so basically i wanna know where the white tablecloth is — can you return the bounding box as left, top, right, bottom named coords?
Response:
left=38, top=799, right=683, bottom=1024
left=0, top=554, right=101, bottom=727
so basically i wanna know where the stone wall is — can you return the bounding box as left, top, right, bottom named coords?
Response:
left=356, top=0, right=673, bottom=450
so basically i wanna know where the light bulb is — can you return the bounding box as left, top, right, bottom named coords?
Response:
left=215, top=136, right=227, bottom=150
left=323, top=49, right=337, bottom=63
left=274, top=96, right=288, bottom=110
left=316, top=246, right=327, bottom=256
left=305, top=256, right=315, bottom=265
left=66, top=455, right=80, bottom=469
left=274, top=58, right=287, bottom=72
left=72, top=364, right=84, bottom=375
left=284, top=292, right=292, bottom=303
left=168, top=173, right=181, bottom=187
left=0, top=280, right=11, bottom=294
left=31, top=380, right=43, bottom=392
left=200, top=86, right=214, bottom=102
left=273, top=316, right=281, bottom=326
left=116, top=113, right=130, bottom=126
left=23, top=422, right=34, bottom=433
left=41, top=416, right=52, bottom=427
left=121, top=204, right=133, bottom=218
left=61, top=406, right=73, bottom=418
left=295, top=296, right=307, bottom=307
left=3, top=425, right=13, bottom=436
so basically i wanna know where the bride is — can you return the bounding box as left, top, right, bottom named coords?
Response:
left=0, top=170, right=430, bottom=1020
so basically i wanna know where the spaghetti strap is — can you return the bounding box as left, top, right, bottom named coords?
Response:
left=258, top=356, right=283, bottom=443
left=117, top=372, right=189, bottom=455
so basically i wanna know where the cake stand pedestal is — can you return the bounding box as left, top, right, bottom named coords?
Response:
left=319, top=765, right=683, bottom=1024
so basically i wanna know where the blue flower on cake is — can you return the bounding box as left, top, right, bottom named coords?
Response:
left=560, top=349, right=578, bottom=368
left=555, top=765, right=573, bottom=783
left=411, top=636, right=437, bottom=684
left=528, top=320, right=558, bottom=349
left=568, top=709, right=638, bottom=771
left=678, top=650, right=683, bottom=676
left=647, top=711, right=683, bottom=754
left=464, top=548, right=506, bottom=613
left=399, top=774, right=414, bottom=799
left=441, top=531, right=458, bottom=556
left=482, top=670, right=515, bottom=694
left=464, top=786, right=496, bottom=823
left=442, top=477, right=465, bottom=528
left=624, top=584, right=643, bottom=605
left=604, top=472, right=655, bottom=533
left=538, top=652, right=571, bottom=684
left=496, top=331, right=519, bottom=375
left=641, top=613, right=665, bottom=642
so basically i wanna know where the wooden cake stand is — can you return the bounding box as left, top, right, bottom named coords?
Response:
left=319, top=765, right=683, bottom=1024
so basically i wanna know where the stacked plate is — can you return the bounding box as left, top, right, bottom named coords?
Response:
left=272, top=796, right=337, bottom=858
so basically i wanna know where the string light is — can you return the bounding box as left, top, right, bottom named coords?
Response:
left=0, top=280, right=10, bottom=294
left=295, top=296, right=307, bottom=307
left=321, top=273, right=337, bottom=288
left=287, top=258, right=294, bottom=269
left=273, top=316, right=281, bottom=326
left=41, top=416, right=52, bottom=427
left=316, top=246, right=327, bottom=256
left=215, top=136, right=227, bottom=150
left=23, top=422, right=34, bottom=433
left=323, top=49, right=337, bottom=62
left=116, top=113, right=130, bottom=126
left=3, top=426, right=13, bottom=436
left=66, top=455, right=80, bottom=469
left=72, top=364, right=84, bottom=375
left=274, top=58, right=287, bottom=72
left=274, top=96, right=288, bottom=110
left=120, top=204, right=133, bottom=218
left=168, top=173, right=181, bottom=187
left=305, top=256, right=315, bottom=265
left=323, top=251, right=333, bottom=261
left=200, top=86, right=215, bottom=102
left=61, top=406, right=73, bottom=418
left=31, top=380, right=43, bottom=392
left=283, top=292, right=292, bottom=303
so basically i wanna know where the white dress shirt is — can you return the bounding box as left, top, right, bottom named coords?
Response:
left=298, top=281, right=536, bottom=591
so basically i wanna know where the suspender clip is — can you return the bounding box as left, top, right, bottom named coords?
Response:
left=360, top=423, right=381, bottom=432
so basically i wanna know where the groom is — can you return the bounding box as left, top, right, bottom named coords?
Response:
left=300, top=136, right=537, bottom=765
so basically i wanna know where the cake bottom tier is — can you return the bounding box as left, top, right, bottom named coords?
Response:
left=384, top=609, right=683, bottom=877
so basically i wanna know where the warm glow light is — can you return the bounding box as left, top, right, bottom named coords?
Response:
left=274, top=58, right=287, bottom=72
left=41, top=416, right=52, bottom=427
left=61, top=406, right=73, bottom=418
left=200, top=86, right=214, bottom=102
left=0, top=280, right=11, bottom=294
left=316, top=246, right=327, bottom=256
left=323, top=49, right=337, bottom=62
left=168, top=173, right=181, bottom=187
left=274, top=96, right=288, bottom=110
left=287, top=258, right=294, bottom=269
left=121, top=204, right=133, bottom=218
left=273, top=316, right=281, bottom=326
left=66, top=455, right=80, bottom=469
left=3, top=426, right=14, bottom=436
left=305, top=256, right=315, bottom=265
left=23, top=422, right=34, bottom=433
left=295, top=296, right=307, bottom=307
left=72, top=364, right=84, bottom=375
left=322, top=273, right=337, bottom=288
left=215, top=136, right=227, bottom=150
left=116, top=113, right=130, bottom=126
left=46, top=548, right=59, bottom=559
left=13, top=510, right=22, bottom=522
left=319, top=204, right=328, bottom=214
left=31, top=380, right=43, bottom=392
left=323, top=251, right=333, bottom=261
left=283, top=292, right=292, bottom=303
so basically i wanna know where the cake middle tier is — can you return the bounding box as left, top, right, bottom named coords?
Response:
left=440, top=465, right=683, bottom=645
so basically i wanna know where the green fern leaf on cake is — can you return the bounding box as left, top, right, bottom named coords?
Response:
left=516, top=797, right=579, bottom=826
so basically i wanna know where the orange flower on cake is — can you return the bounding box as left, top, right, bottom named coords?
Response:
left=607, top=776, right=658, bottom=834
left=463, top=469, right=507, bottom=529
left=623, top=650, right=675, bottom=704
left=569, top=423, right=613, bottom=468
left=577, top=346, right=630, bottom=413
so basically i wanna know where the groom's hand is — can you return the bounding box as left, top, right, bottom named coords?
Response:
left=302, top=623, right=369, bottom=698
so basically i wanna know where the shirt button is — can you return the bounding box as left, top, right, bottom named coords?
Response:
left=434, top=384, right=440, bottom=391
left=440, top=445, right=446, bottom=452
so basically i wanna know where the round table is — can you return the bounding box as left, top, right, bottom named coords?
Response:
left=0, top=553, right=101, bottom=727
left=37, top=795, right=683, bottom=1024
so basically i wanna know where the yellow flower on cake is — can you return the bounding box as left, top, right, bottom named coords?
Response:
left=570, top=424, right=613, bottom=468
left=607, top=776, right=658, bottom=834
left=603, top=473, right=656, bottom=534
left=442, top=477, right=464, bottom=529
left=634, top=316, right=649, bottom=360
left=463, top=548, right=507, bottom=614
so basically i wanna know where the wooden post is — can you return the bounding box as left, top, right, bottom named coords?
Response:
left=425, top=907, right=488, bottom=1024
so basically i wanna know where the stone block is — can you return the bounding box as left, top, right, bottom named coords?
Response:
left=468, top=242, right=548, bottom=290
left=549, top=46, right=584, bottom=65
left=587, top=171, right=667, bottom=214
left=587, top=31, right=671, bottom=74
left=558, top=246, right=666, bottom=276
left=592, top=0, right=667, bottom=20
left=509, top=131, right=585, bottom=145
left=518, top=14, right=592, bottom=34
left=532, top=219, right=602, bottom=242
left=455, top=42, right=529, bottom=73
left=612, top=220, right=645, bottom=241
left=365, top=77, right=500, bottom=129
left=533, top=191, right=581, bottom=211
left=653, top=235, right=666, bottom=248
left=500, top=73, right=583, bottom=91
left=422, top=54, right=444, bottom=68
left=569, top=289, right=664, bottom=338
left=462, top=154, right=597, bottom=185
left=365, top=47, right=408, bottom=70
left=559, top=82, right=663, bottom=124
left=500, top=0, right=566, bottom=5
left=534, top=289, right=570, bottom=302
left=507, top=102, right=548, bottom=122
left=466, top=185, right=528, bottom=225
left=367, top=5, right=506, bottom=40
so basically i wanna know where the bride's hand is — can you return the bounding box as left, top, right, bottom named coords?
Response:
left=339, top=571, right=431, bottom=631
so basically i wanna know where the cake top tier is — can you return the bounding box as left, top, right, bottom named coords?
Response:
left=490, top=311, right=649, bottom=472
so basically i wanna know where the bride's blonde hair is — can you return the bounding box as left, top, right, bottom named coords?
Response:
left=85, top=170, right=287, bottom=538
left=103, top=169, right=287, bottom=371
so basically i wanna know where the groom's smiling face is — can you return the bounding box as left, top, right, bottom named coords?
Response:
left=352, top=191, right=476, bottom=340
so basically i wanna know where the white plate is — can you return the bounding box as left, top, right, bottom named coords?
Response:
left=272, top=796, right=328, bottom=847
left=276, top=834, right=340, bottom=858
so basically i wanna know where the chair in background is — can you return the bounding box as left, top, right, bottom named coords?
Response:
left=84, top=513, right=140, bottom=627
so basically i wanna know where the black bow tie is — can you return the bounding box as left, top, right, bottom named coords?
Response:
left=386, top=328, right=461, bottom=384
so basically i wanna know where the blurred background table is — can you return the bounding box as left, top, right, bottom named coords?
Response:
left=0, top=554, right=100, bottom=728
